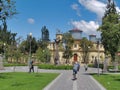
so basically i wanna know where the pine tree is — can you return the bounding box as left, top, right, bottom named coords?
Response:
left=98, top=0, right=120, bottom=62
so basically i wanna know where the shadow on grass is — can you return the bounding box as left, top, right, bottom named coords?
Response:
left=114, top=79, right=120, bottom=81
left=88, top=73, right=109, bottom=76
left=0, top=73, right=13, bottom=79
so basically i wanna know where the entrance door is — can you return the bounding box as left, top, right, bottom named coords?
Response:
left=74, top=54, right=78, bottom=62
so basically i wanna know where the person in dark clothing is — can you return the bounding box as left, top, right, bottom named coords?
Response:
left=84, top=64, right=88, bottom=72
left=29, top=60, right=34, bottom=73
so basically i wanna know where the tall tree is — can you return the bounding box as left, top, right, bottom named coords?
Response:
left=98, top=0, right=120, bottom=62
left=62, top=32, right=74, bottom=64
left=0, top=0, right=17, bottom=23
left=19, top=36, right=38, bottom=55
left=41, top=26, right=50, bottom=42
left=79, top=37, right=93, bottom=64
left=0, top=0, right=17, bottom=53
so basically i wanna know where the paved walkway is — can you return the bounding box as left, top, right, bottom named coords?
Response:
left=43, top=67, right=106, bottom=90
left=0, top=66, right=106, bottom=90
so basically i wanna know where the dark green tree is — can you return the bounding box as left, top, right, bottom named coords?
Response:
left=0, top=0, right=17, bottom=54
left=62, top=32, right=74, bottom=64
left=41, top=26, right=50, bottom=41
left=19, top=36, right=38, bottom=55
left=79, top=37, right=93, bottom=64
left=0, top=0, right=17, bottom=23
left=98, top=0, right=120, bottom=62
left=38, top=39, right=48, bottom=50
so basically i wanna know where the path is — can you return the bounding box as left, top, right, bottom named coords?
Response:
left=0, top=66, right=106, bottom=90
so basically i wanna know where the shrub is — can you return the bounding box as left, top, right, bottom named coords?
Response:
left=38, top=64, right=72, bottom=70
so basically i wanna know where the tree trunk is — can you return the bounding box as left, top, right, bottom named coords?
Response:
left=113, top=61, right=118, bottom=71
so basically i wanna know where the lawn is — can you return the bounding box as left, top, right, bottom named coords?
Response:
left=93, top=74, right=120, bottom=90
left=0, top=72, right=59, bottom=90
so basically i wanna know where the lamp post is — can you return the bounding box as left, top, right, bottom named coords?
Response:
left=88, top=46, right=90, bottom=63
left=3, top=43, right=6, bottom=61
left=97, top=39, right=100, bottom=76
left=28, top=33, right=32, bottom=64
left=54, top=38, right=60, bottom=65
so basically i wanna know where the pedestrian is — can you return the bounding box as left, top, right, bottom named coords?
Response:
left=29, top=60, right=34, bottom=73
left=72, top=61, right=80, bottom=80
left=84, top=64, right=88, bottom=71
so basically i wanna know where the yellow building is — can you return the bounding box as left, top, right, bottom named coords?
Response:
left=47, top=29, right=105, bottom=65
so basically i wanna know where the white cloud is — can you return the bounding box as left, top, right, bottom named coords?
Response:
left=27, top=18, right=35, bottom=24
left=116, top=7, right=120, bottom=14
left=70, top=0, right=120, bottom=37
left=71, top=20, right=99, bottom=35
left=78, top=0, right=106, bottom=19
left=71, top=3, right=81, bottom=16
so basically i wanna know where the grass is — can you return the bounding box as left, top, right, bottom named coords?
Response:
left=0, top=72, right=59, bottom=90
left=93, top=74, right=120, bottom=90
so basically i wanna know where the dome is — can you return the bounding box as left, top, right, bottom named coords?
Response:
left=69, top=28, right=83, bottom=39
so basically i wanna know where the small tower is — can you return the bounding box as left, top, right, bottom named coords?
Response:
left=89, top=34, right=96, bottom=42
left=69, top=28, right=83, bottom=39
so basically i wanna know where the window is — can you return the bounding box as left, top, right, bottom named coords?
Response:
left=74, top=44, right=77, bottom=48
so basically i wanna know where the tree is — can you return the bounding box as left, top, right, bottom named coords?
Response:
left=38, top=39, right=48, bottom=50
left=19, top=36, right=38, bottom=55
left=98, top=0, right=120, bottom=62
left=41, top=26, right=50, bottom=41
left=62, top=32, right=74, bottom=64
left=0, top=0, right=17, bottom=23
left=79, top=37, right=93, bottom=64
left=36, top=47, right=51, bottom=63
left=0, top=0, right=17, bottom=54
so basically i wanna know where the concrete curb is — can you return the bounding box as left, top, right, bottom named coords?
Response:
left=89, top=75, right=106, bottom=90
left=43, top=73, right=63, bottom=90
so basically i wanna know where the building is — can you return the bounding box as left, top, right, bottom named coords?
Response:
left=47, top=29, right=105, bottom=65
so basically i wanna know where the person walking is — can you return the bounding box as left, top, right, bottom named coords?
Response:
left=84, top=64, right=88, bottom=72
left=29, top=60, right=34, bottom=73
left=72, top=61, right=80, bottom=80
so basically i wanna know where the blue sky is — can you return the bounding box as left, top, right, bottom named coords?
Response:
left=7, top=0, right=120, bottom=41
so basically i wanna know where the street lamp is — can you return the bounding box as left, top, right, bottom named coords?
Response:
left=54, top=38, right=60, bottom=65
left=97, top=39, right=100, bottom=76
left=88, top=46, right=90, bottom=63
left=3, top=43, right=6, bottom=61
left=28, top=33, right=32, bottom=64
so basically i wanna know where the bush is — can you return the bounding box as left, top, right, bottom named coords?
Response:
left=38, top=64, right=73, bottom=70
left=4, top=63, right=27, bottom=67
left=88, top=63, right=103, bottom=69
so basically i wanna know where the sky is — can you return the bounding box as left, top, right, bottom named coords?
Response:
left=7, top=0, right=120, bottom=41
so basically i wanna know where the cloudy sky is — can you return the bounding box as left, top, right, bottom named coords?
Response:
left=7, top=0, right=120, bottom=41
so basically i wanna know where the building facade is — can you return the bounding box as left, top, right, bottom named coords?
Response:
left=47, top=29, right=105, bottom=65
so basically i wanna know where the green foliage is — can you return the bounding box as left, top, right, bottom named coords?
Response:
left=62, top=32, right=74, bottom=63
left=36, top=48, right=51, bottom=63
left=88, top=63, right=103, bottom=69
left=19, top=37, right=38, bottom=54
left=41, top=26, right=50, bottom=41
left=79, top=37, right=93, bottom=63
left=98, top=0, right=120, bottom=61
left=108, top=65, right=120, bottom=70
left=4, top=63, right=27, bottom=67
left=38, top=40, right=48, bottom=50
left=0, top=0, right=17, bottom=22
left=38, top=64, right=73, bottom=70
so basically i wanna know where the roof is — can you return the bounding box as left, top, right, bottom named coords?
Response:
left=89, top=34, right=96, bottom=37
left=69, top=28, right=83, bottom=32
